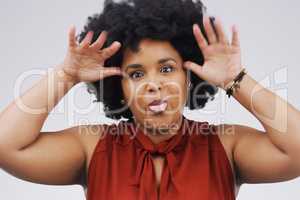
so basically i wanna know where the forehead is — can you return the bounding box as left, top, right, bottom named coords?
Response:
left=121, top=39, right=183, bottom=67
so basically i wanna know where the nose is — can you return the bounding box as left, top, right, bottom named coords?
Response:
left=145, top=80, right=162, bottom=93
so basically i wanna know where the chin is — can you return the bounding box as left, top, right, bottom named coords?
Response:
left=143, top=112, right=180, bottom=126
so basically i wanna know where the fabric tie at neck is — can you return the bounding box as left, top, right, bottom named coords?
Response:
left=129, top=116, right=189, bottom=200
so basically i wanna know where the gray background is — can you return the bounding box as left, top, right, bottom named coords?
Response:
left=0, top=0, right=300, bottom=199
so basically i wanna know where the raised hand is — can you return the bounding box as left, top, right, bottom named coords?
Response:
left=183, top=16, right=243, bottom=89
left=57, top=25, right=123, bottom=83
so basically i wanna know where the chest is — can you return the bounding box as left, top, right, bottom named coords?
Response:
left=151, top=154, right=165, bottom=190
left=85, top=133, right=239, bottom=198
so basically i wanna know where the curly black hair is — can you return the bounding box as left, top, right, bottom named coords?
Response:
left=78, top=0, right=218, bottom=121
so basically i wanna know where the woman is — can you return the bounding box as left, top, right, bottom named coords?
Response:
left=0, top=0, right=299, bottom=199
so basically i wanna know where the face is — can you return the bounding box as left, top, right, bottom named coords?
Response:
left=121, top=39, right=189, bottom=134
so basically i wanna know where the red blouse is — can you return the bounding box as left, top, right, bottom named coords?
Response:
left=87, top=116, right=235, bottom=200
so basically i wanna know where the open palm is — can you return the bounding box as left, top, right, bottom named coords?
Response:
left=59, top=25, right=123, bottom=83
left=183, top=16, right=243, bottom=89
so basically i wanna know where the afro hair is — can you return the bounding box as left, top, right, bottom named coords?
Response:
left=78, top=0, right=218, bottom=121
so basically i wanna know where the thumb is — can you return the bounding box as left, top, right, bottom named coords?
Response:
left=77, top=66, right=122, bottom=82
left=183, top=61, right=206, bottom=80
left=101, top=67, right=123, bottom=79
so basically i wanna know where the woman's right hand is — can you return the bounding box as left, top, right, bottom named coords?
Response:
left=57, top=25, right=123, bottom=83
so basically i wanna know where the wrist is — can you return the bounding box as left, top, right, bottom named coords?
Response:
left=220, top=67, right=244, bottom=90
left=223, top=68, right=247, bottom=98
left=53, top=64, right=79, bottom=86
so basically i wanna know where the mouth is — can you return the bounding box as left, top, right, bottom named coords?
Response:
left=148, top=98, right=168, bottom=114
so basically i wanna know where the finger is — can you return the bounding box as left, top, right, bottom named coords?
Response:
left=90, top=30, right=108, bottom=50
left=68, top=25, right=77, bottom=48
left=183, top=61, right=206, bottom=80
left=214, top=17, right=229, bottom=44
left=99, top=41, right=122, bottom=60
left=193, top=24, right=208, bottom=50
left=101, top=67, right=123, bottom=79
left=231, top=25, right=240, bottom=47
left=79, top=31, right=94, bottom=48
left=203, top=16, right=218, bottom=44
left=77, top=66, right=122, bottom=82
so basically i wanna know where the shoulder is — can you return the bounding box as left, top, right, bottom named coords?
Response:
left=212, top=123, right=238, bottom=147
left=71, top=123, right=115, bottom=188
left=74, top=122, right=132, bottom=184
left=211, top=123, right=242, bottom=190
left=73, top=124, right=109, bottom=153
left=76, top=121, right=133, bottom=152
left=219, top=124, right=297, bottom=184
left=75, top=123, right=123, bottom=158
left=187, top=121, right=242, bottom=192
left=211, top=123, right=237, bottom=164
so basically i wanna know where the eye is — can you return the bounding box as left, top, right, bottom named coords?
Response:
left=160, top=65, right=175, bottom=73
left=129, top=71, right=144, bottom=79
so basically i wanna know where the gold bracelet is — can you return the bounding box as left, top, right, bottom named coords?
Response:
left=225, top=68, right=247, bottom=98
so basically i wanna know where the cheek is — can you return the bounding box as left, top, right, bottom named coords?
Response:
left=121, top=80, right=133, bottom=102
left=121, top=76, right=187, bottom=112
left=121, top=76, right=138, bottom=93
left=121, top=81, right=142, bottom=110
left=166, top=82, right=187, bottom=109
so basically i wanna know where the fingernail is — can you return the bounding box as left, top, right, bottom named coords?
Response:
left=193, top=24, right=200, bottom=34
left=184, top=61, right=191, bottom=67
left=113, top=41, right=121, bottom=46
left=118, top=71, right=124, bottom=76
left=233, top=25, right=238, bottom=32
left=102, top=30, right=107, bottom=34
left=193, top=24, right=198, bottom=30
left=87, top=31, right=93, bottom=37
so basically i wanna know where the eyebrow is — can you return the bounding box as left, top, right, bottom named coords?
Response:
left=125, top=57, right=177, bottom=72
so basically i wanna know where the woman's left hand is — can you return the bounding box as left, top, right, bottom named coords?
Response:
left=183, top=16, right=243, bottom=89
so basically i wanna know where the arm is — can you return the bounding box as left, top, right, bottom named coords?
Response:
left=183, top=16, right=300, bottom=184
left=0, top=25, right=122, bottom=186
left=0, top=65, right=85, bottom=185
left=0, top=126, right=87, bottom=185
left=230, top=74, right=300, bottom=184
left=0, top=66, right=76, bottom=152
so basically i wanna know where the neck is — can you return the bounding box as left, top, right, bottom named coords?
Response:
left=134, top=115, right=183, bottom=144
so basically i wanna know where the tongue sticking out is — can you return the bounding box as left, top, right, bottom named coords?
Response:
left=149, top=102, right=167, bottom=113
